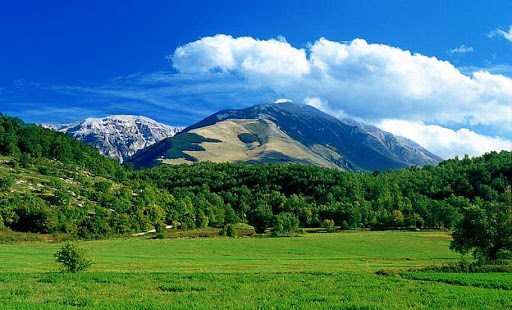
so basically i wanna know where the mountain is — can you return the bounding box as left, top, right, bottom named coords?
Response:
left=45, top=115, right=183, bottom=163
left=128, top=102, right=442, bottom=171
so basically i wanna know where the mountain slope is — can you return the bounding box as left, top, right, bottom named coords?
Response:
left=128, top=102, right=441, bottom=171
left=46, top=115, right=183, bottom=163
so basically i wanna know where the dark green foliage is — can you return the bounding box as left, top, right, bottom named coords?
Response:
left=340, top=220, right=349, bottom=231
left=237, top=133, right=260, bottom=144
left=0, top=114, right=511, bottom=243
left=249, top=203, right=273, bottom=233
left=272, top=212, right=299, bottom=236
left=399, top=271, right=512, bottom=290
left=0, top=114, right=126, bottom=179
left=94, top=181, right=112, bottom=194
left=133, top=151, right=510, bottom=238
left=408, top=260, right=512, bottom=273
left=155, top=221, right=166, bottom=239
left=127, top=133, right=221, bottom=169
left=37, top=166, right=53, bottom=175
left=19, top=153, right=31, bottom=168
left=451, top=192, right=512, bottom=262
left=54, top=241, right=91, bottom=273
left=220, top=224, right=237, bottom=237
left=0, top=176, right=13, bottom=191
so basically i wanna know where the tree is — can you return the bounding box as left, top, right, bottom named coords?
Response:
left=54, top=241, right=92, bottom=273
left=392, top=210, right=405, bottom=227
left=450, top=200, right=511, bottom=262
left=249, top=202, right=273, bottom=233
left=272, top=212, right=299, bottom=236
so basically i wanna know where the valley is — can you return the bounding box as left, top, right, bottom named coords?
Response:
left=0, top=113, right=510, bottom=309
left=2, top=3, right=511, bottom=309
left=1, top=231, right=510, bottom=309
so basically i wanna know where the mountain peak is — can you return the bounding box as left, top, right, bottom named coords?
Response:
left=45, top=115, right=184, bottom=163
left=131, top=103, right=441, bottom=171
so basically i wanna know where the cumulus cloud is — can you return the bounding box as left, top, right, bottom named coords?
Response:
left=488, top=25, right=512, bottom=42
left=169, top=34, right=512, bottom=157
left=377, top=120, right=511, bottom=159
left=171, top=35, right=511, bottom=129
left=448, top=45, right=474, bottom=54
left=172, top=34, right=310, bottom=81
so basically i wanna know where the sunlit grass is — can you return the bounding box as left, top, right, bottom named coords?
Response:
left=0, top=231, right=510, bottom=309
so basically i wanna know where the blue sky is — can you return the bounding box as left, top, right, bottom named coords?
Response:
left=1, top=0, right=511, bottom=158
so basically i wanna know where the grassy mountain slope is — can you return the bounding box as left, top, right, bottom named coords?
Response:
left=130, top=102, right=441, bottom=171
left=184, top=119, right=341, bottom=168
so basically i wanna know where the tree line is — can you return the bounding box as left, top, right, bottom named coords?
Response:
left=0, top=114, right=510, bottom=259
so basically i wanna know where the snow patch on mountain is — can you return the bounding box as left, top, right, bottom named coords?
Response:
left=45, top=115, right=184, bottom=162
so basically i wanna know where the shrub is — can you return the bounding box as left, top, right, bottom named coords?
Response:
left=94, top=181, right=112, bottom=194
left=225, top=224, right=237, bottom=237
left=322, top=219, right=336, bottom=233
left=0, top=177, right=13, bottom=191
left=406, top=260, right=512, bottom=273
left=38, top=166, right=53, bottom=175
left=219, top=224, right=237, bottom=237
left=155, top=221, right=166, bottom=239
left=54, top=241, right=91, bottom=273
left=249, top=203, right=273, bottom=233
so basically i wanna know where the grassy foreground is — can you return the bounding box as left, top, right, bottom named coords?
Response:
left=0, top=231, right=510, bottom=309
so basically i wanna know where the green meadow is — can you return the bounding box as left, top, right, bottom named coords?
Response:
left=1, top=231, right=510, bottom=309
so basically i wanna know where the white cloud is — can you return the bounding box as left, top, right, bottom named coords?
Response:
left=488, top=25, right=512, bottom=42
left=169, top=35, right=512, bottom=157
left=304, top=97, right=347, bottom=119
left=304, top=97, right=326, bottom=110
left=448, top=45, right=474, bottom=54
left=377, top=120, right=511, bottom=159
left=171, top=35, right=512, bottom=129
left=274, top=98, right=293, bottom=104
left=172, top=34, right=310, bottom=81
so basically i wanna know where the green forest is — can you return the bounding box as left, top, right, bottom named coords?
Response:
left=0, top=114, right=510, bottom=248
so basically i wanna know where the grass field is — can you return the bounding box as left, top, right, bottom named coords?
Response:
left=0, top=231, right=510, bottom=309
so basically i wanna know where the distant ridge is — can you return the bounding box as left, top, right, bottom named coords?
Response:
left=45, top=115, right=183, bottom=163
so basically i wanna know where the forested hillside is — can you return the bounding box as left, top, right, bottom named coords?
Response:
left=0, top=114, right=510, bottom=238
left=134, top=153, right=510, bottom=233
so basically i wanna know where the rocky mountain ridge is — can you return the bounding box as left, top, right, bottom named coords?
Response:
left=45, top=115, right=183, bottom=162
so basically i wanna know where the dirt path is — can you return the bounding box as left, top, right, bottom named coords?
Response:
left=132, top=225, right=174, bottom=236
